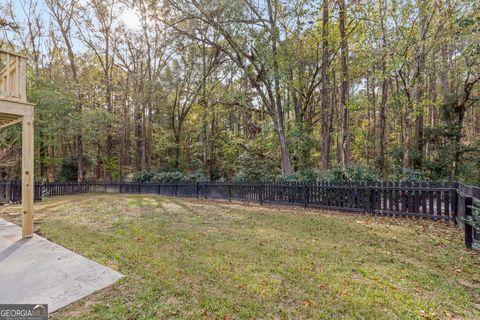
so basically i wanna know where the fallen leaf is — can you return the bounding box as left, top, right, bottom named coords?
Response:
left=302, top=300, right=313, bottom=307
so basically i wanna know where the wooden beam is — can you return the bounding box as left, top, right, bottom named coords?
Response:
left=19, top=58, right=26, bottom=100
left=16, top=56, right=20, bottom=98
left=0, top=99, right=34, bottom=116
left=6, top=54, right=10, bottom=95
left=0, top=117, right=22, bottom=129
left=0, top=48, right=29, bottom=59
left=22, top=115, right=34, bottom=238
left=0, top=113, right=22, bottom=120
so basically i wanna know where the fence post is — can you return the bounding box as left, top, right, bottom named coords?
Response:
left=6, top=180, right=11, bottom=203
left=303, top=184, right=308, bottom=208
left=228, top=184, right=232, bottom=202
left=366, top=188, right=372, bottom=213
left=452, top=182, right=459, bottom=224
left=196, top=182, right=199, bottom=199
left=174, top=183, right=178, bottom=197
left=259, top=184, right=263, bottom=205
left=464, top=196, right=474, bottom=249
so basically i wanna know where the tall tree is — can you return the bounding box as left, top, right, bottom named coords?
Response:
left=46, top=0, right=84, bottom=182
left=339, top=0, right=349, bottom=167
left=166, top=0, right=294, bottom=174
left=320, top=0, right=331, bottom=171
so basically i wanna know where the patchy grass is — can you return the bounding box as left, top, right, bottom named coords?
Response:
left=1, top=194, right=480, bottom=319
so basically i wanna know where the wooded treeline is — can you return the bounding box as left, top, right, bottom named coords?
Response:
left=0, top=0, right=479, bottom=183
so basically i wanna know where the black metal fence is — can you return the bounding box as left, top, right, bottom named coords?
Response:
left=0, top=180, right=478, bottom=250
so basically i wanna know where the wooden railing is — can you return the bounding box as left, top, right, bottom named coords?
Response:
left=0, top=49, right=27, bottom=102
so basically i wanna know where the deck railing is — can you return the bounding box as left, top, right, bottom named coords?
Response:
left=0, top=49, right=27, bottom=102
left=0, top=180, right=478, bottom=250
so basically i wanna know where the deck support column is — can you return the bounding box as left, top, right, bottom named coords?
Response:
left=22, top=114, right=34, bottom=238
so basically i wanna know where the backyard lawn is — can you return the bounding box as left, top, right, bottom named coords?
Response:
left=1, top=194, right=480, bottom=319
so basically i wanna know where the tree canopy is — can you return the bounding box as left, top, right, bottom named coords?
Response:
left=0, top=0, right=479, bottom=183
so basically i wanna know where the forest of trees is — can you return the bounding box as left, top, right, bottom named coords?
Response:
left=0, top=0, right=479, bottom=184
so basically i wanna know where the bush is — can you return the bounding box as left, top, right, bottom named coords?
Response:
left=126, top=170, right=209, bottom=183
left=389, top=168, right=431, bottom=183
left=323, top=165, right=380, bottom=183
left=273, top=165, right=380, bottom=184
left=275, top=169, right=322, bottom=183
left=151, top=171, right=184, bottom=182
left=126, top=170, right=155, bottom=182
left=234, top=152, right=278, bottom=182
left=58, top=157, right=79, bottom=182
left=184, top=171, right=210, bottom=182
left=152, top=171, right=210, bottom=182
left=466, top=202, right=480, bottom=251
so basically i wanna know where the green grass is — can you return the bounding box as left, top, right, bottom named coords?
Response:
left=1, top=194, right=480, bottom=319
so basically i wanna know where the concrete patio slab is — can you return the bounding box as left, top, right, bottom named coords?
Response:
left=0, top=218, right=123, bottom=313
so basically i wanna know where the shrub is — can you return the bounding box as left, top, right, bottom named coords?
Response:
left=151, top=171, right=184, bottom=182
left=234, top=152, right=278, bottom=182
left=389, top=168, right=431, bottom=183
left=58, top=157, right=78, bottom=182
left=275, top=169, right=322, bottom=183
left=466, top=202, right=480, bottom=251
left=323, top=165, right=380, bottom=183
left=126, top=170, right=209, bottom=183
left=126, top=170, right=155, bottom=182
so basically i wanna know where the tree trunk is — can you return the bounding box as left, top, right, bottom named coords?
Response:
left=378, top=0, right=388, bottom=172
left=339, top=0, right=349, bottom=167
left=379, top=67, right=388, bottom=170
left=426, top=53, right=437, bottom=158
left=174, top=127, right=181, bottom=169
left=267, top=0, right=293, bottom=175
left=320, top=0, right=330, bottom=172
left=403, top=100, right=412, bottom=168
left=414, top=1, right=427, bottom=164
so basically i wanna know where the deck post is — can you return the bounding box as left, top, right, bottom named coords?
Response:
left=22, top=114, right=34, bottom=238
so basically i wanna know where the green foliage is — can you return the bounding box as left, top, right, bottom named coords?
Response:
left=126, top=170, right=209, bottom=182
left=182, top=171, right=210, bottom=182
left=151, top=171, right=185, bottom=183
left=423, top=102, right=480, bottom=182
left=233, top=152, right=279, bottom=182
left=5, top=0, right=479, bottom=186
left=456, top=149, right=480, bottom=185
left=58, top=157, right=78, bottom=182
left=106, top=157, right=121, bottom=181
left=288, top=122, right=316, bottom=170
left=388, top=168, right=431, bottom=183
left=127, top=171, right=155, bottom=182
left=275, top=168, right=322, bottom=183
left=323, top=165, right=381, bottom=183
left=466, top=202, right=480, bottom=251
